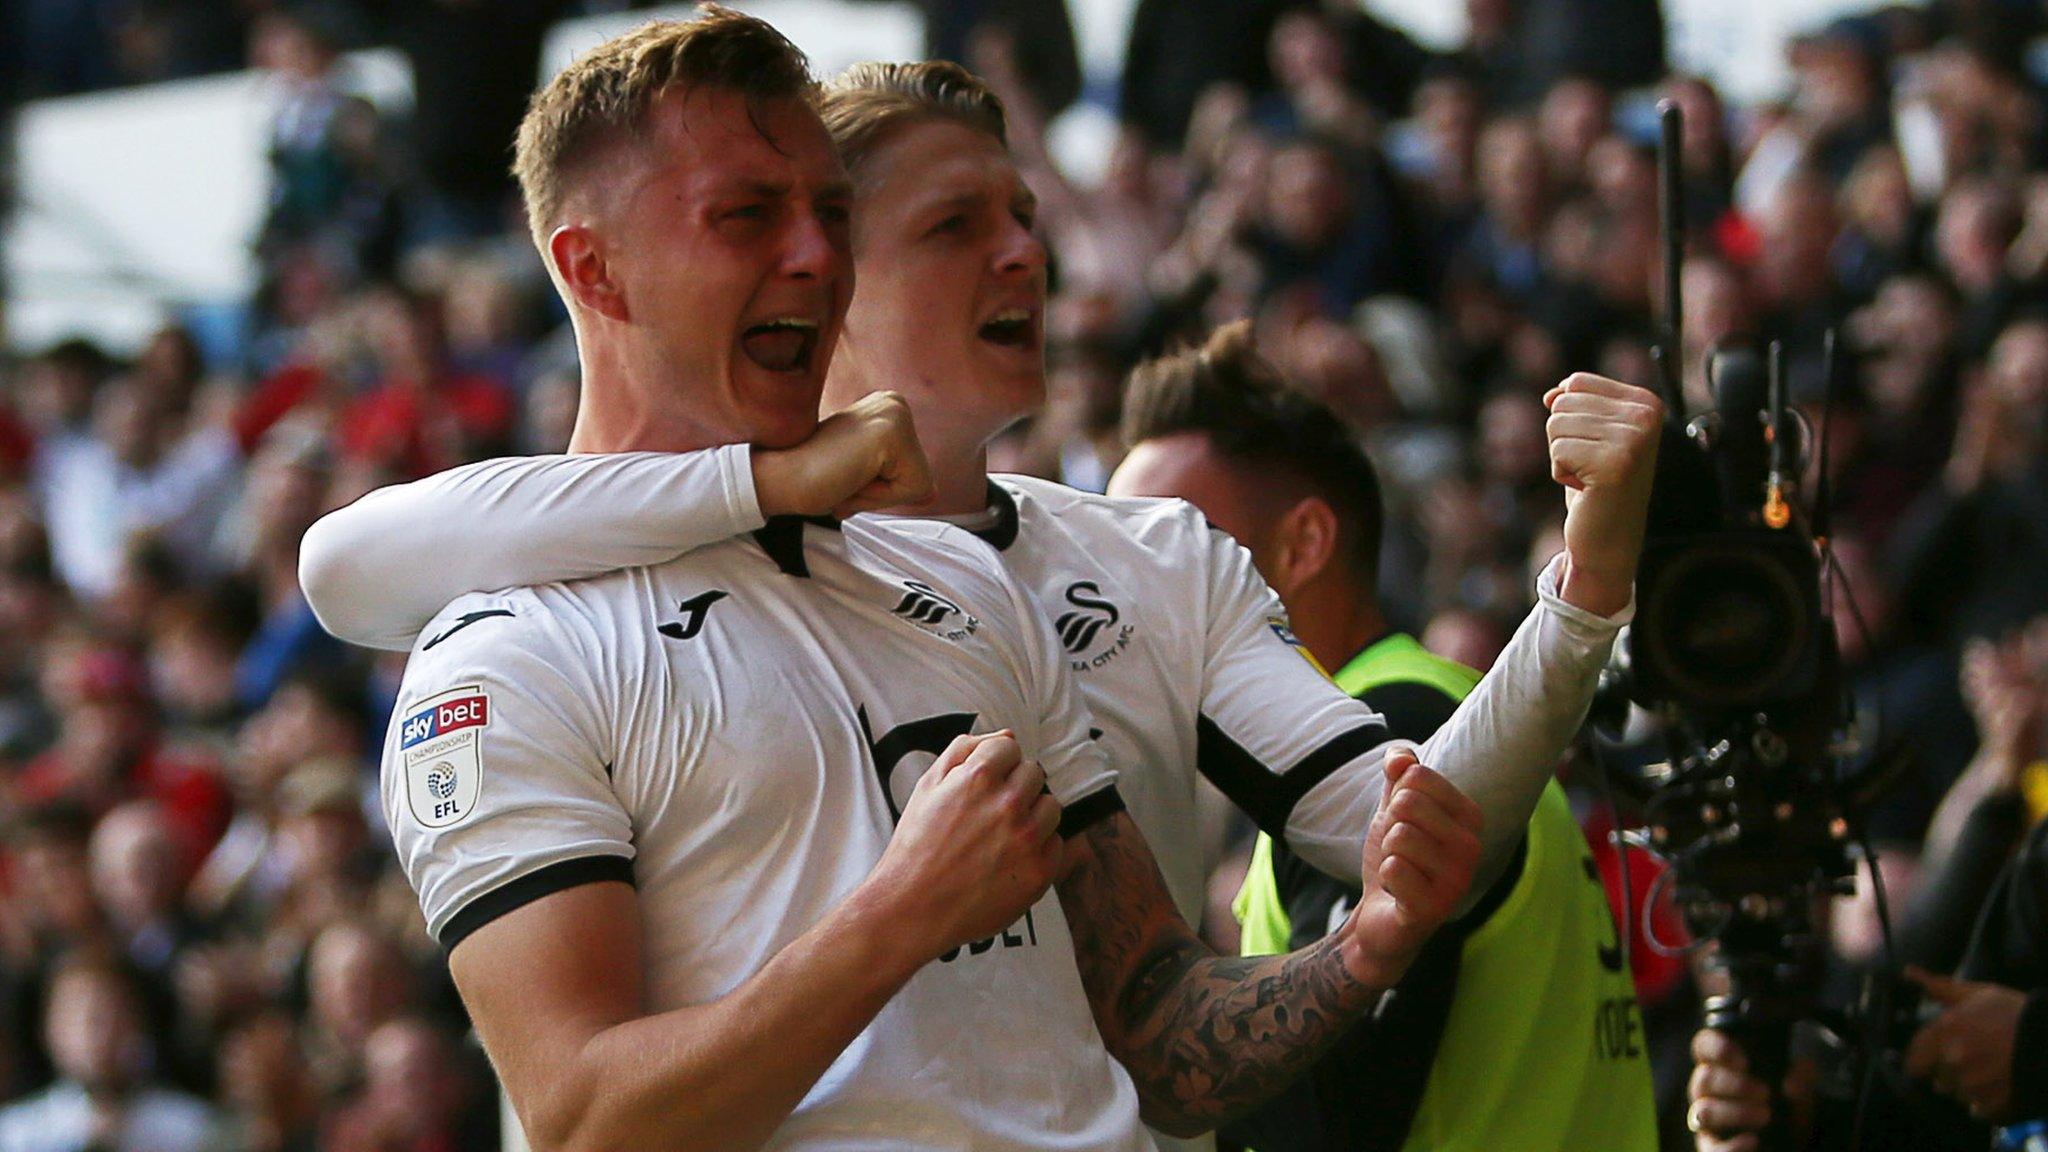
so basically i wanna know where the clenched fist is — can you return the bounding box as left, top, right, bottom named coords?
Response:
left=1543, top=372, right=1664, bottom=617
left=865, top=731, right=1064, bottom=961
left=1339, top=751, right=1484, bottom=989
left=752, top=391, right=934, bottom=519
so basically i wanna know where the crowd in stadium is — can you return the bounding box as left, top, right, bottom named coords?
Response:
left=2, top=0, right=2047, bottom=1149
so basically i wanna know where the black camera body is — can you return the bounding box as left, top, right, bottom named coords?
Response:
left=1610, top=344, right=1869, bottom=1147
left=1622, top=345, right=1855, bottom=919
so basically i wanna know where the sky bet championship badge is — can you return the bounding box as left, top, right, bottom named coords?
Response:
left=400, top=687, right=489, bottom=827
left=1267, top=615, right=1331, bottom=680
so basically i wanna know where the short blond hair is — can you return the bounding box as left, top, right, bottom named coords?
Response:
left=817, top=60, right=1008, bottom=181
left=512, top=5, right=816, bottom=246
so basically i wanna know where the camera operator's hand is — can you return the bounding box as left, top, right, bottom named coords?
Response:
left=752, top=391, right=934, bottom=519
left=1338, top=751, right=1484, bottom=988
left=1542, top=372, right=1663, bottom=618
left=1905, top=968, right=2027, bottom=1122
left=1687, top=1029, right=1817, bottom=1152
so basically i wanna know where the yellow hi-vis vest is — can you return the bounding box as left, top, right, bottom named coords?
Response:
left=1235, top=633, right=1656, bottom=1152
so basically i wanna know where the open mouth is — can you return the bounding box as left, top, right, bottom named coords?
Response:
left=740, top=318, right=820, bottom=374
left=978, top=308, right=1038, bottom=350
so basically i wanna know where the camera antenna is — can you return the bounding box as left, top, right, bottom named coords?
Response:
left=1765, top=340, right=1792, bottom=529
left=1814, top=328, right=1837, bottom=545
left=1653, top=99, right=1687, bottom=428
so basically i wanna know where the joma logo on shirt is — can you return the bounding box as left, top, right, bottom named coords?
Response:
left=658, top=589, right=728, bottom=641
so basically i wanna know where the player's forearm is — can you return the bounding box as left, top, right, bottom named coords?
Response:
left=1413, top=555, right=1624, bottom=904
left=1557, top=553, right=1634, bottom=618
left=523, top=884, right=929, bottom=1152
left=1105, top=928, right=1380, bottom=1136
left=300, top=449, right=763, bottom=650
left=1058, top=814, right=1382, bottom=1137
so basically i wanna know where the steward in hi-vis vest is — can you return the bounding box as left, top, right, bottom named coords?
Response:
left=1232, top=633, right=1656, bottom=1152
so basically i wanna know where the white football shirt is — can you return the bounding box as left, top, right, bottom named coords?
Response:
left=385, top=514, right=1151, bottom=1152
left=314, top=449, right=1630, bottom=1152
left=313, top=453, right=1627, bottom=912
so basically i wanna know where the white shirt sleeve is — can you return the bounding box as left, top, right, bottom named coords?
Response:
left=381, top=588, right=634, bottom=950
left=301, top=447, right=765, bottom=651
left=1286, top=552, right=1630, bottom=902
left=1188, top=521, right=1398, bottom=878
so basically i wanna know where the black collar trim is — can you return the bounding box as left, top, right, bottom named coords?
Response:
left=968, top=481, right=1021, bottom=552
left=752, top=516, right=814, bottom=577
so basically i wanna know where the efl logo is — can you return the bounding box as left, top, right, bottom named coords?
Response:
left=400, top=694, right=489, bottom=750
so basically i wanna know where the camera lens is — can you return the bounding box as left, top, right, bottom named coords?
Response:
left=1639, top=544, right=1811, bottom=708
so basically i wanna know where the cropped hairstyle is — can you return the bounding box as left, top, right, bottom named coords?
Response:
left=1122, top=320, right=1385, bottom=576
left=513, top=5, right=816, bottom=247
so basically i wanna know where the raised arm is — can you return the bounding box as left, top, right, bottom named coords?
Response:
left=300, top=392, right=931, bottom=649
left=454, top=729, right=1060, bottom=1152
left=1417, top=372, right=1658, bottom=886
left=1281, top=374, right=1658, bottom=899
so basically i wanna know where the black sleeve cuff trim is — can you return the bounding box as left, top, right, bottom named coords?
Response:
left=441, top=855, right=636, bottom=954
left=1196, top=716, right=1391, bottom=840
left=1059, top=785, right=1126, bottom=839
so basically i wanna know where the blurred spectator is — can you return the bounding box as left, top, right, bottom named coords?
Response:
left=14, top=648, right=230, bottom=862
left=146, top=588, right=258, bottom=751
left=517, top=369, right=580, bottom=456
left=926, top=0, right=1080, bottom=122
left=1421, top=606, right=1509, bottom=671
left=223, top=426, right=345, bottom=710
left=1935, top=176, right=2034, bottom=357
left=32, top=373, right=241, bottom=603
left=1894, top=316, right=2048, bottom=642
left=1119, top=0, right=1294, bottom=149
left=0, top=956, right=219, bottom=1152
left=301, top=922, right=414, bottom=1099
left=214, top=1012, right=320, bottom=1152
left=1457, top=116, right=1550, bottom=307
left=1256, top=134, right=1422, bottom=312
left=88, top=802, right=204, bottom=984
left=0, top=806, right=107, bottom=1091
left=336, top=290, right=514, bottom=479
left=188, top=666, right=368, bottom=931
left=324, top=1018, right=492, bottom=1152
left=373, top=0, right=570, bottom=248
left=253, top=5, right=398, bottom=291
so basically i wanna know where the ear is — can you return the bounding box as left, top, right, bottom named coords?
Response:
left=1267, top=496, right=1340, bottom=599
left=547, top=224, right=629, bottom=323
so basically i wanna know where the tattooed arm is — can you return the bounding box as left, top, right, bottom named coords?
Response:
left=1058, top=754, right=1482, bottom=1136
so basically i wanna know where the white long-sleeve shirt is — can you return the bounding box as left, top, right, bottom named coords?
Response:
left=303, top=449, right=1630, bottom=1152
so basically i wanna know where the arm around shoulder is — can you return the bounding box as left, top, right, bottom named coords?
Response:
left=299, top=449, right=767, bottom=650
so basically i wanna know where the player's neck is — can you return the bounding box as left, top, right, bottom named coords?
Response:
left=884, top=416, right=995, bottom=510
left=1293, top=580, right=1389, bottom=673
left=895, top=437, right=993, bottom=518
left=566, top=353, right=724, bottom=455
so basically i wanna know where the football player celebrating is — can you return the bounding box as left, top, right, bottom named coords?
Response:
left=305, top=25, right=1655, bottom=1152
